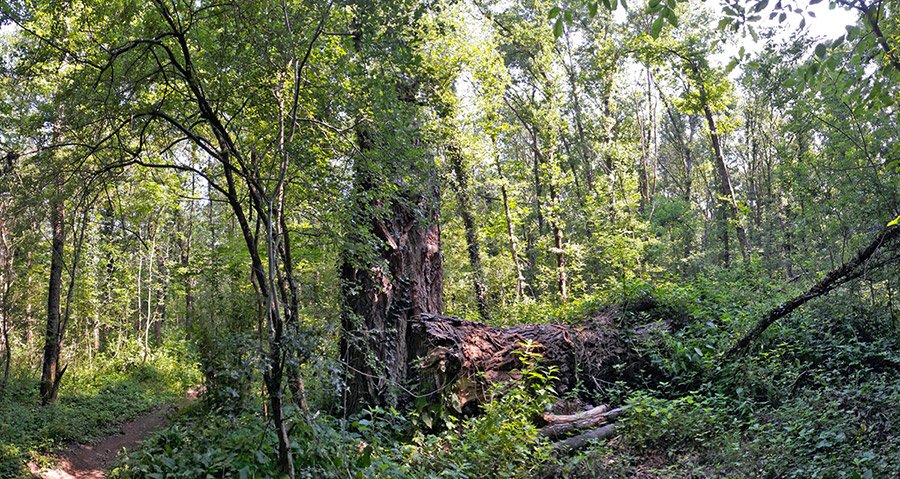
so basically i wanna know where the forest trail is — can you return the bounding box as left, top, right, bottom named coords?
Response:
left=28, top=388, right=201, bottom=479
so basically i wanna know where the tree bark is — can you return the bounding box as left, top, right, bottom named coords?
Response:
left=179, top=176, right=195, bottom=336
left=340, top=126, right=443, bottom=413
left=541, top=406, right=625, bottom=439
left=40, top=182, right=66, bottom=405
left=0, top=196, right=14, bottom=390
left=407, top=300, right=665, bottom=412
left=703, top=102, right=749, bottom=264
left=494, top=141, right=525, bottom=301
left=546, top=151, right=567, bottom=303
left=553, top=423, right=619, bottom=452
left=25, top=252, right=34, bottom=353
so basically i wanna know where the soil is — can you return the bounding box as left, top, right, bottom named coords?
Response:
left=28, top=388, right=200, bottom=479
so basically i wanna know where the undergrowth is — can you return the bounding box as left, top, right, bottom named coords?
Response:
left=112, top=271, right=900, bottom=478
left=0, top=338, right=200, bottom=478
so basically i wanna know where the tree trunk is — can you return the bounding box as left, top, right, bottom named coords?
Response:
left=0, top=202, right=13, bottom=390
left=550, top=186, right=568, bottom=304
left=340, top=128, right=443, bottom=413
left=447, top=144, right=490, bottom=321
left=407, top=299, right=667, bottom=412
left=494, top=141, right=525, bottom=301
left=545, top=148, right=567, bottom=303
left=703, top=102, right=749, bottom=264
left=40, top=184, right=65, bottom=405
left=728, top=223, right=900, bottom=356
left=179, top=177, right=195, bottom=336
left=25, top=252, right=34, bottom=353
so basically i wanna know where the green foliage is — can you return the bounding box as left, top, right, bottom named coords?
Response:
left=111, top=406, right=370, bottom=479
left=0, top=339, right=199, bottom=478
left=192, top=328, right=259, bottom=413
left=115, top=342, right=561, bottom=479
left=622, top=391, right=733, bottom=449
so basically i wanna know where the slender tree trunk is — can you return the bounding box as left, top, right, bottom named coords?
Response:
left=447, top=144, right=490, bottom=320
left=40, top=181, right=65, bottom=405
left=565, top=69, right=594, bottom=193
left=1, top=311, right=9, bottom=390
left=703, top=102, right=749, bottom=264
left=0, top=214, right=14, bottom=389
left=180, top=177, right=195, bottom=336
left=638, top=66, right=653, bottom=213
left=0, top=247, right=12, bottom=390
left=532, top=135, right=545, bottom=235
left=548, top=177, right=567, bottom=304
left=25, top=252, right=34, bottom=354
left=494, top=142, right=524, bottom=301
left=729, top=224, right=900, bottom=356
left=143, top=236, right=155, bottom=362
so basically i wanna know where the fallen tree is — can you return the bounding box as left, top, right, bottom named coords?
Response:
left=728, top=223, right=900, bottom=357
left=406, top=298, right=674, bottom=413
left=540, top=406, right=625, bottom=439
left=400, top=300, right=679, bottom=452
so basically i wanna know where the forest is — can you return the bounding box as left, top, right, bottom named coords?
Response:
left=0, top=0, right=898, bottom=477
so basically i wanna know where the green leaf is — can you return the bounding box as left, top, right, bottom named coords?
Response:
left=814, top=43, right=827, bottom=58
left=549, top=6, right=561, bottom=19
left=753, top=0, right=769, bottom=12
left=888, top=215, right=900, bottom=227
left=725, top=57, right=739, bottom=74
left=651, top=15, right=664, bottom=37
left=587, top=2, right=598, bottom=17
left=665, top=8, right=678, bottom=26
left=553, top=16, right=564, bottom=37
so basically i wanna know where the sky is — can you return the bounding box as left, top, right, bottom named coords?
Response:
left=614, top=1, right=858, bottom=70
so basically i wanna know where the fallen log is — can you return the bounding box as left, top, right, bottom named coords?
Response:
left=543, top=404, right=609, bottom=426
left=553, top=423, right=620, bottom=452
left=406, top=298, right=670, bottom=412
left=540, top=407, right=625, bottom=439
left=728, top=223, right=900, bottom=356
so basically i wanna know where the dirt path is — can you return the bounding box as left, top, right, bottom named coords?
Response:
left=29, top=389, right=200, bottom=479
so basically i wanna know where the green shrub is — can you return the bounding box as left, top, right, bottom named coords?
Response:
left=0, top=339, right=200, bottom=478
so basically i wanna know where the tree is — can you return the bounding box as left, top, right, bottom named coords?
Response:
left=339, top=0, right=445, bottom=411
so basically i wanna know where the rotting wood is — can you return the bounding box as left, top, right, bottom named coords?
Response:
left=406, top=298, right=671, bottom=412
left=553, top=423, right=620, bottom=452
left=543, top=404, right=609, bottom=426
left=540, top=407, right=625, bottom=439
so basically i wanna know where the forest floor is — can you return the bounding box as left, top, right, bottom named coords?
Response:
left=27, top=388, right=201, bottom=479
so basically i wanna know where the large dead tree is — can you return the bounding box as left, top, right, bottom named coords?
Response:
left=405, top=299, right=672, bottom=412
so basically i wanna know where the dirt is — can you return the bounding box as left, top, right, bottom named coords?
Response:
left=28, top=388, right=200, bottom=479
